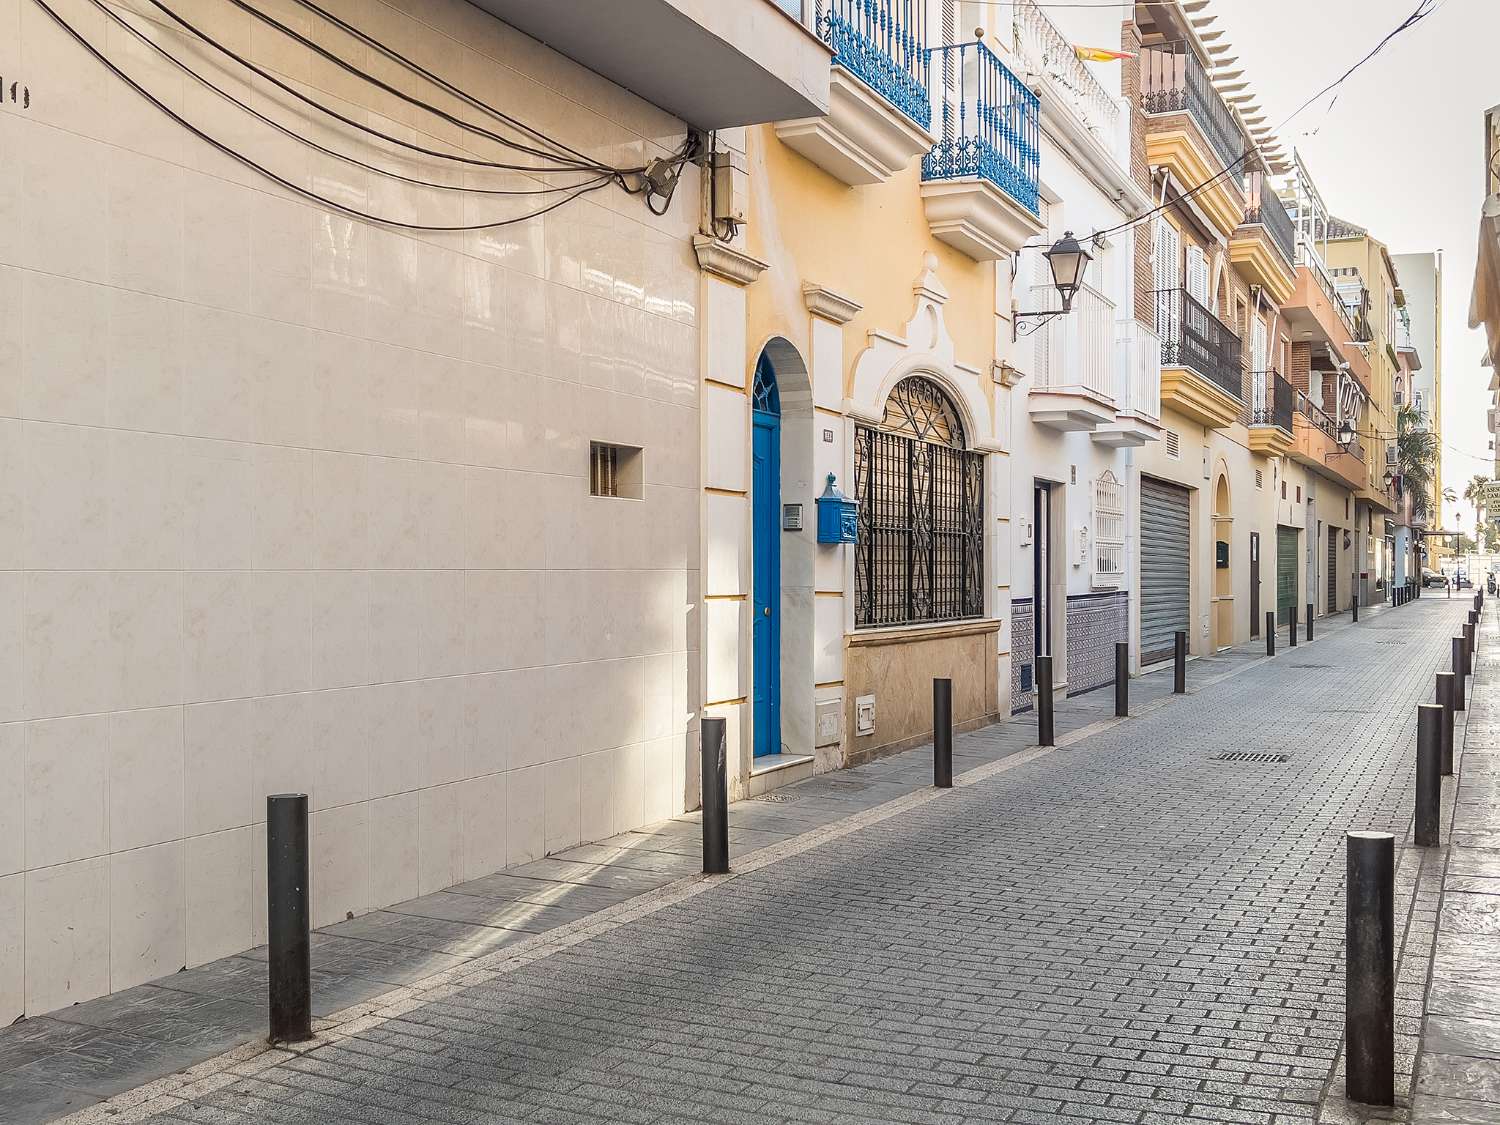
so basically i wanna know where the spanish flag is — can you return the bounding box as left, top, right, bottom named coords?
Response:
left=1074, top=46, right=1135, bottom=62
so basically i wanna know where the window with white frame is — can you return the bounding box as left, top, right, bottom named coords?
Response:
left=1092, top=471, right=1125, bottom=587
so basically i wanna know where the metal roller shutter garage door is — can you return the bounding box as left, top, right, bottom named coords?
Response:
left=1276, top=525, right=1299, bottom=625
left=1327, top=527, right=1338, bottom=614
left=1140, top=476, right=1191, bottom=665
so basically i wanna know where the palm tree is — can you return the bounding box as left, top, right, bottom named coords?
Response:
left=1395, top=404, right=1439, bottom=523
left=1465, top=473, right=1491, bottom=529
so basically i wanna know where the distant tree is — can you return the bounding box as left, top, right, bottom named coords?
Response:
left=1465, top=474, right=1491, bottom=528
left=1395, top=404, right=1439, bottom=523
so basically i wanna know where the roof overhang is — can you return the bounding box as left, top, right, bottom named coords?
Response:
left=468, top=0, right=831, bottom=129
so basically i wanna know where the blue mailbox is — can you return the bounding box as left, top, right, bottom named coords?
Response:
left=816, top=473, right=858, bottom=544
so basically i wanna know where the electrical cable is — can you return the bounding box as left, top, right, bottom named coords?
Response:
left=135, top=0, right=614, bottom=177
left=30, top=0, right=616, bottom=231
left=86, top=0, right=609, bottom=199
left=1091, top=0, right=1439, bottom=242
left=205, top=0, right=631, bottom=176
left=283, top=0, right=644, bottom=176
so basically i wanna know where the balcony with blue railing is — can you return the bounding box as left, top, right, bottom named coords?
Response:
left=774, top=0, right=935, bottom=186
left=817, top=0, right=930, bottom=130
left=918, top=40, right=1044, bottom=261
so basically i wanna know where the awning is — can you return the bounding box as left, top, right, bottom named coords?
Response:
left=1469, top=194, right=1500, bottom=362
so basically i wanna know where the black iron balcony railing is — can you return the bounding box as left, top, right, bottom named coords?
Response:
left=1242, top=172, right=1295, bottom=267
left=1139, top=41, right=1250, bottom=173
left=1154, top=287, right=1243, bottom=402
left=1250, top=371, right=1293, bottom=431
left=1295, top=389, right=1335, bottom=436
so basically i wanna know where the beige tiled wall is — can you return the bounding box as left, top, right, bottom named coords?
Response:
left=0, top=0, right=701, bottom=1019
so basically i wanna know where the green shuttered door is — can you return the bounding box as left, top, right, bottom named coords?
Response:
left=1277, top=525, right=1299, bottom=626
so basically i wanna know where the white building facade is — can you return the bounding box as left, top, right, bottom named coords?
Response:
left=0, top=0, right=827, bottom=1021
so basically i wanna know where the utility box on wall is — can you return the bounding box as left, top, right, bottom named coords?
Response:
left=816, top=473, right=858, bottom=544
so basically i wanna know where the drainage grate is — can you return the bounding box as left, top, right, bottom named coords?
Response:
left=1289, top=663, right=1332, bottom=669
left=1209, top=751, right=1291, bottom=764
left=749, top=793, right=796, bottom=803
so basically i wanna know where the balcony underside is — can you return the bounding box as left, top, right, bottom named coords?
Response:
left=1027, top=388, right=1117, bottom=432
left=1247, top=424, right=1294, bottom=458
left=1228, top=231, right=1296, bottom=305
left=1144, top=126, right=1245, bottom=239
left=471, top=0, right=830, bottom=129
left=775, top=65, right=933, bottom=186
left=1291, top=419, right=1364, bottom=491
left=1092, top=412, right=1163, bottom=448
left=1160, top=366, right=1241, bottom=429
left=920, top=177, right=1045, bottom=261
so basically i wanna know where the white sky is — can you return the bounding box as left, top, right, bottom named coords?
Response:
left=1199, top=0, right=1500, bottom=532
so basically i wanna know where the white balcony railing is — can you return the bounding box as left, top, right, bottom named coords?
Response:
left=1031, top=282, right=1116, bottom=402
left=1114, top=318, right=1162, bottom=421
left=1011, top=0, right=1120, bottom=141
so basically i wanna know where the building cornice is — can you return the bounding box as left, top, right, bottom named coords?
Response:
left=802, top=283, right=862, bottom=325
left=692, top=235, right=769, bottom=287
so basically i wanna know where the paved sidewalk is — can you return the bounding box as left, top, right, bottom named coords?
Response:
left=0, top=596, right=1459, bottom=1124
left=1410, top=599, right=1500, bottom=1123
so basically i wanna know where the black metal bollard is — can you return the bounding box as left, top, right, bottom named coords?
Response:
left=1290, top=603, right=1299, bottom=648
left=1345, top=831, right=1395, bottom=1106
left=1454, top=637, right=1468, bottom=712
left=1115, top=642, right=1129, bottom=718
left=1036, top=655, right=1054, bottom=747
left=1416, top=704, right=1442, bottom=848
left=933, top=678, right=953, bottom=789
left=701, top=717, right=729, bottom=875
left=1467, top=621, right=1478, bottom=675
left=1173, top=631, right=1187, bottom=694
left=1437, top=672, right=1456, bottom=776
left=1307, top=603, right=1315, bottom=642
left=1266, top=611, right=1276, bottom=657
left=267, top=794, right=312, bottom=1045
left=1352, top=574, right=1359, bottom=623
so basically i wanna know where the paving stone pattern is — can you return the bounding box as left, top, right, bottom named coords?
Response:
left=94, top=598, right=1465, bottom=1125
left=1411, top=603, right=1500, bottom=1124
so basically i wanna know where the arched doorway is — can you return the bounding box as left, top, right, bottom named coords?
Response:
left=1212, top=472, right=1233, bottom=650
left=751, top=352, right=782, bottom=760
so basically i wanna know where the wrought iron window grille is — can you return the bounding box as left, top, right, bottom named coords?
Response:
left=854, top=377, right=984, bottom=628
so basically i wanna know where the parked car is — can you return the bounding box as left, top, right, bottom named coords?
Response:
left=1422, top=568, right=1447, bottom=587
left=1455, top=570, right=1474, bottom=589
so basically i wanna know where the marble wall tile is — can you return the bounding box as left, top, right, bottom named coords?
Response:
left=0, top=724, right=20, bottom=877
left=109, top=707, right=184, bottom=854
left=0, top=873, right=20, bottom=1024
left=25, top=858, right=109, bottom=1016
left=0, top=573, right=18, bottom=724
left=311, top=804, right=369, bottom=929
left=506, top=764, right=545, bottom=867
left=110, top=842, right=186, bottom=992
left=186, top=828, right=253, bottom=968
left=417, top=783, right=463, bottom=896
left=184, top=699, right=254, bottom=837
left=369, top=793, right=419, bottom=907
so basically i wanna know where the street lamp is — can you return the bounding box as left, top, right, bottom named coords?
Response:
left=1014, top=231, right=1094, bottom=338
left=1337, top=418, right=1355, bottom=446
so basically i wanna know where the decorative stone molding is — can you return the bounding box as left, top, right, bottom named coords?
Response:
left=775, top=67, right=934, bottom=187
left=919, top=177, right=1046, bottom=262
left=846, top=254, right=995, bottom=451
left=692, top=235, right=769, bottom=287
left=802, top=283, right=862, bottom=325
left=993, top=361, right=1021, bottom=388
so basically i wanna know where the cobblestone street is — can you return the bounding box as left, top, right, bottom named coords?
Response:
left=15, top=597, right=1486, bottom=1125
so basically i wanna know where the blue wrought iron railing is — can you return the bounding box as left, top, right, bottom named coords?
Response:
left=922, top=41, right=1040, bottom=216
left=815, top=0, right=931, bottom=130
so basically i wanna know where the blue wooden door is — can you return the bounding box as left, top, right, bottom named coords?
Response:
left=750, top=354, right=783, bottom=760
left=751, top=408, right=781, bottom=760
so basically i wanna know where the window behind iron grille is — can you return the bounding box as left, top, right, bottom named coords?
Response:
left=854, top=376, right=983, bottom=627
